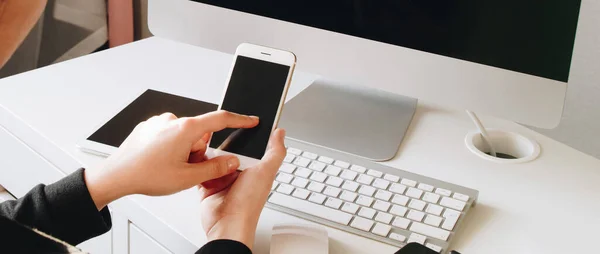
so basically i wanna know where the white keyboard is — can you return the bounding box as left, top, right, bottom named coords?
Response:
left=267, top=141, right=478, bottom=254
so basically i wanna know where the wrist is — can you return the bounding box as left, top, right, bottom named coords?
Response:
left=206, top=217, right=258, bottom=250
left=84, top=167, right=131, bottom=210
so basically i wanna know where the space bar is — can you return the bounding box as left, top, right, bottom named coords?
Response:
left=269, top=193, right=353, bottom=225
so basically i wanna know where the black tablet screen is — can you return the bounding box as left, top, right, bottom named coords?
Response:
left=87, top=90, right=217, bottom=147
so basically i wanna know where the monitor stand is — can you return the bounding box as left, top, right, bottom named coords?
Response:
left=279, top=79, right=417, bottom=161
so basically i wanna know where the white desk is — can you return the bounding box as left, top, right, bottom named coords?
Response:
left=1, top=37, right=599, bottom=254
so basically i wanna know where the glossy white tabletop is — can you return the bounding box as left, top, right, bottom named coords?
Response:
left=0, top=37, right=598, bottom=254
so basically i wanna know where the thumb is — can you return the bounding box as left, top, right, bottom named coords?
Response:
left=189, top=155, right=240, bottom=183
left=259, top=129, right=287, bottom=176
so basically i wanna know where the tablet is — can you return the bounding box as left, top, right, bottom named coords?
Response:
left=77, top=89, right=218, bottom=156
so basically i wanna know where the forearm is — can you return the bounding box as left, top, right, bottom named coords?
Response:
left=0, top=0, right=47, bottom=68
left=0, top=169, right=112, bottom=245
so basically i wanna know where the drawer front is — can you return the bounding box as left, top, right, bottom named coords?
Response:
left=0, top=125, right=65, bottom=197
left=130, top=223, right=173, bottom=254
left=0, top=186, right=15, bottom=202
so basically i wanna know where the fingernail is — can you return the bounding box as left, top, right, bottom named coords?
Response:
left=227, top=157, right=240, bottom=170
left=250, top=116, right=259, bottom=120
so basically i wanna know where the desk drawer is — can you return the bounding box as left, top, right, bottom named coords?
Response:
left=0, top=125, right=65, bottom=198
left=130, top=223, right=173, bottom=254
left=0, top=185, right=15, bottom=202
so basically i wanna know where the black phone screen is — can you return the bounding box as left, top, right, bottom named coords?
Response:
left=209, top=55, right=290, bottom=160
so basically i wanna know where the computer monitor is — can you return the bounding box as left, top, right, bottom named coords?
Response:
left=148, top=0, right=581, bottom=160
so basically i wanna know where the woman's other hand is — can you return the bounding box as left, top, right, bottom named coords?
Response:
left=198, top=129, right=286, bottom=250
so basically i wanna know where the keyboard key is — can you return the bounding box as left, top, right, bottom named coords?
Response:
left=350, top=165, right=367, bottom=173
left=371, top=223, right=391, bottom=237
left=358, top=186, right=376, bottom=196
left=271, top=182, right=278, bottom=191
left=279, top=163, right=296, bottom=173
left=410, top=222, right=450, bottom=241
left=440, top=197, right=466, bottom=211
left=276, top=173, right=293, bottom=183
left=441, top=216, right=459, bottom=231
left=389, top=183, right=407, bottom=194
left=408, top=199, right=427, bottom=211
left=356, top=174, right=374, bottom=185
left=283, top=154, right=295, bottom=163
left=434, top=188, right=452, bottom=197
left=302, top=151, right=318, bottom=160
left=407, top=233, right=426, bottom=245
left=383, top=174, right=400, bottom=183
left=341, top=181, right=360, bottom=192
left=350, top=216, right=374, bottom=231
left=294, top=167, right=312, bottom=178
left=288, top=147, right=302, bottom=155
left=406, top=188, right=423, bottom=199
left=374, top=190, right=392, bottom=201
left=293, top=157, right=311, bottom=168
left=389, top=233, right=406, bottom=242
left=401, top=179, right=417, bottom=187
left=424, top=215, right=443, bottom=227
left=390, top=205, right=408, bottom=217
left=323, top=186, right=341, bottom=197
left=334, top=160, right=350, bottom=169
left=318, top=156, right=334, bottom=164
left=324, top=165, right=342, bottom=176
left=341, top=202, right=359, bottom=214
left=340, top=170, right=358, bottom=180
left=276, top=184, right=294, bottom=195
left=418, top=183, right=434, bottom=192
left=374, top=212, right=393, bottom=224
left=270, top=193, right=352, bottom=225
left=308, top=193, right=326, bottom=204
left=441, top=210, right=460, bottom=231
left=391, top=195, right=410, bottom=206
left=325, top=198, right=343, bottom=209
left=392, top=217, right=411, bottom=229
left=308, top=161, right=327, bottom=172
left=373, top=179, right=390, bottom=190
left=423, top=192, right=441, bottom=204
left=291, top=178, right=309, bottom=188
left=373, top=200, right=391, bottom=212
left=292, top=189, right=310, bottom=199
left=356, top=195, right=374, bottom=207
left=407, top=210, right=425, bottom=222
left=358, top=207, right=376, bottom=219
left=367, top=169, right=383, bottom=178
left=307, top=182, right=325, bottom=193
left=453, top=192, right=470, bottom=202
left=326, top=176, right=344, bottom=187
left=340, top=191, right=358, bottom=202
left=425, top=204, right=444, bottom=216
left=309, top=171, right=328, bottom=182
left=443, top=208, right=461, bottom=219
left=426, top=243, right=443, bottom=253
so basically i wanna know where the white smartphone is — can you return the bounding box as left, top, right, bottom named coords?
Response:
left=207, top=43, right=296, bottom=170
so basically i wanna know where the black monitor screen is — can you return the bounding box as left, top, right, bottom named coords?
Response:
left=193, top=0, right=581, bottom=82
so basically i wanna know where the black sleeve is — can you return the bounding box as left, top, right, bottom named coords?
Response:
left=0, top=168, right=112, bottom=245
left=196, top=239, right=252, bottom=254
left=394, top=243, right=439, bottom=254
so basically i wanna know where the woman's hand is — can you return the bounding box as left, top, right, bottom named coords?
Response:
left=84, top=110, right=259, bottom=210
left=198, top=129, right=286, bottom=250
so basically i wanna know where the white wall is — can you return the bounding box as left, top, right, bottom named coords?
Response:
left=533, top=0, right=600, bottom=159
